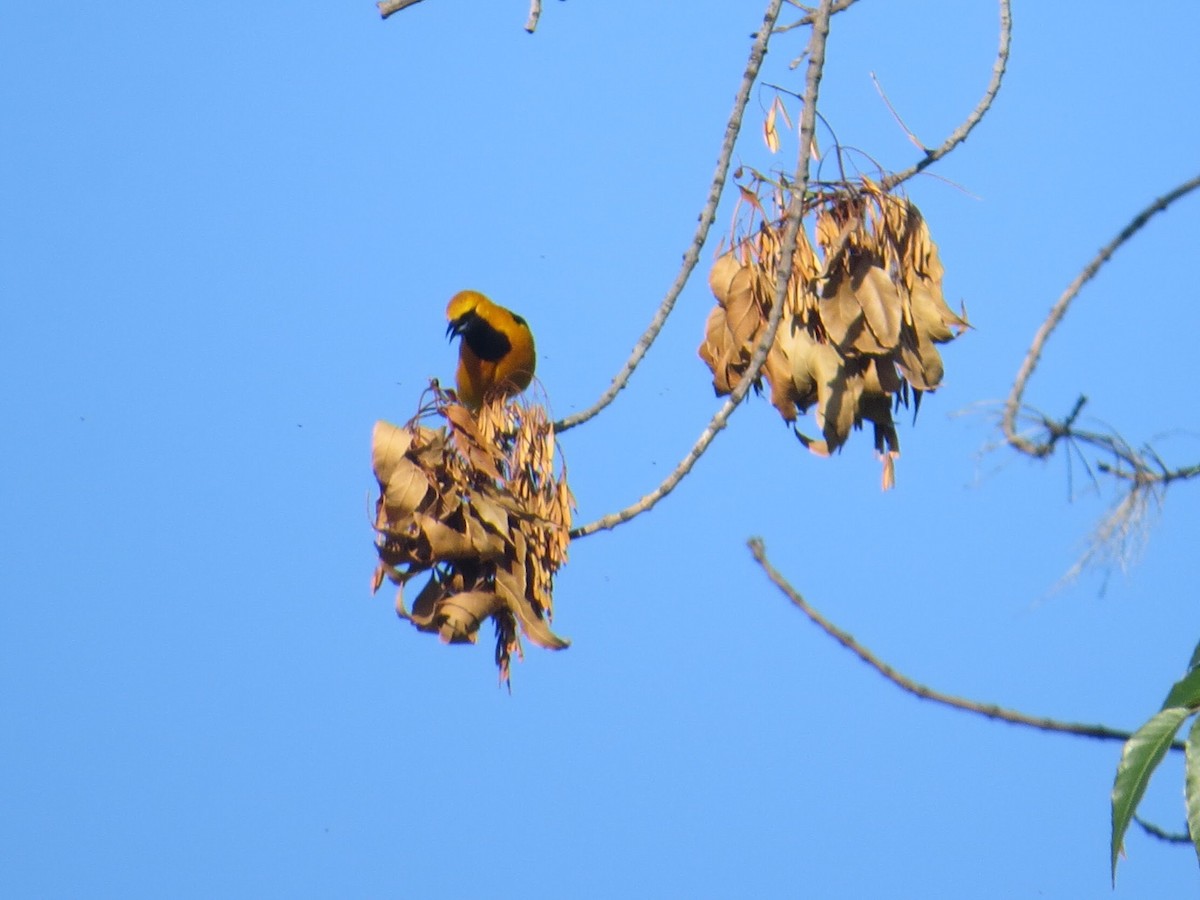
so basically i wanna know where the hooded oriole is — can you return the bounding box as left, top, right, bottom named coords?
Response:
left=445, top=290, right=536, bottom=410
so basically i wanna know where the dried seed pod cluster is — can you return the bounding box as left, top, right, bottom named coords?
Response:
left=699, top=179, right=969, bottom=487
left=370, top=384, right=573, bottom=684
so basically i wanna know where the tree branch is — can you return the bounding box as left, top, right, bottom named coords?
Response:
left=774, top=0, right=859, bottom=33
left=883, top=0, right=1012, bottom=191
left=991, top=172, right=1200, bottom=576
left=1002, top=172, right=1200, bottom=456
left=378, top=0, right=427, bottom=19
left=569, top=0, right=836, bottom=538
left=553, top=1, right=785, bottom=433
left=748, top=537, right=1185, bottom=751
left=524, top=0, right=542, bottom=33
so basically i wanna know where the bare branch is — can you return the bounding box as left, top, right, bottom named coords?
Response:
left=1002, top=171, right=1200, bottom=455
left=882, top=0, right=1012, bottom=191
left=378, top=0, right=427, bottom=19
left=553, top=1, right=785, bottom=434
left=569, top=0, right=836, bottom=538
left=993, top=172, right=1200, bottom=577
left=524, top=0, right=542, bottom=33
left=775, top=0, right=859, bottom=33
left=379, top=0, right=546, bottom=29
left=748, top=537, right=1185, bottom=751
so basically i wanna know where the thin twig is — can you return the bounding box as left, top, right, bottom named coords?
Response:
left=378, top=0, right=427, bottom=19
left=883, top=0, right=1012, bottom=191
left=870, top=71, right=924, bottom=152
left=748, top=537, right=1186, bottom=751
left=1002, top=172, right=1200, bottom=456
left=553, top=1, right=785, bottom=434
left=524, top=0, right=542, bottom=32
left=569, top=0, right=836, bottom=538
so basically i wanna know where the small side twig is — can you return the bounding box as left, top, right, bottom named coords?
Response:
left=378, top=0, right=427, bottom=19
left=569, top=0, right=836, bottom=538
left=748, top=537, right=1185, bottom=751
left=870, top=71, right=924, bottom=152
left=774, top=0, right=859, bottom=33
left=883, top=0, right=1012, bottom=191
left=553, top=0, right=785, bottom=434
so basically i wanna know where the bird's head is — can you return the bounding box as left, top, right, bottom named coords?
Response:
left=445, top=290, right=488, bottom=340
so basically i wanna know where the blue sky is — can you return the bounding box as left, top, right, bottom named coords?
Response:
left=3, top=1, right=1200, bottom=896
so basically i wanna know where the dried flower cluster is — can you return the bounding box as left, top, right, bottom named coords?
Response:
left=699, top=178, right=969, bottom=487
left=371, top=384, right=573, bottom=684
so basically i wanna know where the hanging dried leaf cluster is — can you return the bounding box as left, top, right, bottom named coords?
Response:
left=698, top=177, right=969, bottom=487
left=370, top=384, right=574, bottom=684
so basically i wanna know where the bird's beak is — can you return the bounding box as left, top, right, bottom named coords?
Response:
left=446, top=319, right=462, bottom=341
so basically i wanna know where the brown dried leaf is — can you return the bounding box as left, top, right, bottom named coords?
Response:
left=435, top=590, right=501, bottom=644
left=818, top=268, right=864, bottom=353
left=810, top=343, right=863, bottom=451
left=852, top=257, right=903, bottom=353
left=862, top=356, right=902, bottom=397
left=469, top=492, right=511, bottom=537
left=410, top=511, right=486, bottom=561
left=709, top=252, right=743, bottom=301
left=903, top=205, right=946, bottom=284
left=764, top=342, right=800, bottom=421
left=880, top=453, right=897, bottom=491
left=763, top=99, right=781, bottom=154
left=462, top=508, right=506, bottom=560
left=897, top=330, right=945, bottom=392
left=911, top=278, right=969, bottom=344
left=856, top=392, right=899, bottom=456
left=379, top=457, right=432, bottom=524
left=771, top=317, right=820, bottom=418
left=399, top=573, right=443, bottom=624
left=721, top=264, right=763, bottom=348
left=371, top=421, right=414, bottom=485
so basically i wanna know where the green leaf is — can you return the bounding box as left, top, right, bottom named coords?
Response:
left=1162, top=667, right=1200, bottom=711
left=1112, top=706, right=1191, bottom=884
left=1188, top=638, right=1200, bottom=673
left=1184, top=717, right=1200, bottom=868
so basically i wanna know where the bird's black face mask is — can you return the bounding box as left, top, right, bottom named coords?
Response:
left=447, top=311, right=512, bottom=362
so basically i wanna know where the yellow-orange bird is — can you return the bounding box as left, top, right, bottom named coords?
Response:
left=445, top=290, right=536, bottom=410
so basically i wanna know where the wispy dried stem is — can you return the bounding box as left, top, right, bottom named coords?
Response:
left=553, top=0, right=785, bottom=433
left=570, top=0, right=836, bottom=538
left=882, top=0, right=1012, bottom=192
left=749, top=537, right=1185, bottom=751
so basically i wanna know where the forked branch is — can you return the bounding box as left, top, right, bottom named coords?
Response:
left=553, top=0, right=785, bottom=433
left=995, top=172, right=1200, bottom=575
left=1003, top=172, right=1200, bottom=456
left=883, top=0, right=1012, bottom=191
left=570, top=0, right=836, bottom=538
